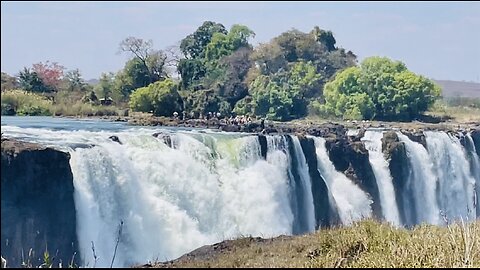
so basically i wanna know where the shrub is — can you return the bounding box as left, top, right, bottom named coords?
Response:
left=129, top=79, right=183, bottom=116
left=321, top=57, right=441, bottom=121
left=1, top=89, right=52, bottom=115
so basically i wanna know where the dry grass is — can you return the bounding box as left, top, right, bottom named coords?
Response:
left=50, top=101, right=120, bottom=117
left=150, top=219, right=480, bottom=268
left=426, top=100, right=480, bottom=123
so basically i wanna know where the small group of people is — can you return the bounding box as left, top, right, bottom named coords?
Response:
left=171, top=111, right=267, bottom=130
left=226, top=115, right=253, bottom=125
left=172, top=111, right=222, bottom=121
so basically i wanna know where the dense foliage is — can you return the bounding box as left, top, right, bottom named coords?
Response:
left=321, top=57, right=441, bottom=120
left=2, top=21, right=448, bottom=122
left=129, top=79, right=183, bottom=116
left=235, top=27, right=356, bottom=120
left=178, top=22, right=255, bottom=116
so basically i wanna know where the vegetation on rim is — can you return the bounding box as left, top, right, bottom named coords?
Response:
left=3, top=20, right=477, bottom=122
left=142, top=219, right=479, bottom=268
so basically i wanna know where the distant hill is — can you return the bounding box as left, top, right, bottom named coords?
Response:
left=433, top=80, right=480, bottom=98
left=86, top=78, right=99, bottom=86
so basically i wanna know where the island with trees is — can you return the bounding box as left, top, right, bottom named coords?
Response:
left=2, top=21, right=479, bottom=127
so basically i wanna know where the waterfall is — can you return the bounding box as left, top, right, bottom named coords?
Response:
left=70, top=133, right=294, bottom=267
left=3, top=118, right=480, bottom=268
left=289, top=135, right=316, bottom=233
left=311, top=136, right=373, bottom=225
left=362, top=130, right=401, bottom=226
left=466, top=133, right=480, bottom=179
left=396, top=133, right=440, bottom=225
left=425, top=131, right=476, bottom=221
left=465, top=133, right=480, bottom=215
left=263, top=135, right=315, bottom=234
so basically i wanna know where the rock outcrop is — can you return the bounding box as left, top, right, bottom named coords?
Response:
left=1, top=138, right=78, bottom=267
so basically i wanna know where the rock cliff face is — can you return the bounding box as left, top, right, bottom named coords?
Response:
left=472, top=129, right=480, bottom=154
left=1, top=138, right=78, bottom=267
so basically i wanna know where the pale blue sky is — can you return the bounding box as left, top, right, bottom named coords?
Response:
left=2, top=1, right=479, bottom=82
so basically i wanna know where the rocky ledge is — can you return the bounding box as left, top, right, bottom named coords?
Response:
left=1, top=138, right=78, bottom=268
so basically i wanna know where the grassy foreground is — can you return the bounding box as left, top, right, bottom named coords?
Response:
left=143, top=219, right=480, bottom=268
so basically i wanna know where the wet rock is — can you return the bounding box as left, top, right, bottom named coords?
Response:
left=153, top=132, right=172, bottom=148
left=1, top=139, right=78, bottom=267
left=109, top=135, right=122, bottom=144
left=323, top=132, right=382, bottom=219
left=471, top=129, right=480, bottom=155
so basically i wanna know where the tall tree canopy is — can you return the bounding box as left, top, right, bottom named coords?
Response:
left=178, top=21, right=255, bottom=116
left=119, top=37, right=168, bottom=85
left=236, top=26, right=356, bottom=120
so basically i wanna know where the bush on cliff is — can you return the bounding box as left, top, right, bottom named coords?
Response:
left=320, top=57, right=441, bottom=121
left=129, top=79, right=184, bottom=117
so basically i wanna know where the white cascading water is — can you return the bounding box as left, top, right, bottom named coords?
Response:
left=396, top=133, right=440, bottom=225
left=311, top=136, right=373, bottom=225
left=361, top=130, right=401, bottom=226
left=465, top=133, right=480, bottom=180
left=424, top=131, right=476, bottom=221
left=70, top=132, right=294, bottom=267
left=465, top=133, right=480, bottom=213
left=4, top=119, right=480, bottom=267
left=290, top=135, right=316, bottom=232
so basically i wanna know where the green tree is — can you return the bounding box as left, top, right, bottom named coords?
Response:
left=180, top=21, right=227, bottom=59
left=204, top=24, right=255, bottom=66
left=178, top=22, right=254, bottom=92
left=112, top=58, right=152, bottom=102
left=322, top=56, right=441, bottom=120
left=64, top=69, right=87, bottom=92
left=94, top=72, right=115, bottom=101
left=118, top=37, right=168, bottom=85
left=182, top=88, right=229, bottom=117
left=288, top=61, right=323, bottom=99
left=236, top=60, right=322, bottom=121
left=250, top=26, right=356, bottom=80
left=17, top=67, right=51, bottom=93
left=178, top=58, right=206, bottom=90
left=246, top=72, right=309, bottom=121
left=129, top=79, right=183, bottom=116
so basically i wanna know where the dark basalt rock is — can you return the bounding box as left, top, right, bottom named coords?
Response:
left=323, top=130, right=382, bottom=220
left=1, top=138, right=78, bottom=268
left=471, top=129, right=480, bottom=155
left=153, top=132, right=173, bottom=148
left=257, top=135, right=268, bottom=160
left=382, top=131, right=414, bottom=226
left=404, top=131, right=426, bottom=148
left=109, top=135, right=122, bottom=144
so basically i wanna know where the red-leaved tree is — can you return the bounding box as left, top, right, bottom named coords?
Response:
left=32, top=61, right=65, bottom=92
